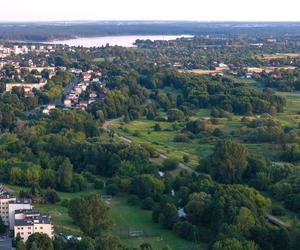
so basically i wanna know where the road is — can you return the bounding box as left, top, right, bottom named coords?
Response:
left=0, top=234, right=12, bottom=250
left=25, top=76, right=80, bottom=116
left=102, top=118, right=199, bottom=176
left=51, top=76, right=80, bottom=106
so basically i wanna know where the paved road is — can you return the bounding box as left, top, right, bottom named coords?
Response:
left=103, top=118, right=199, bottom=176
left=0, top=234, right=12, bottom=250
left=25, top=76, right=80, bottom=116
left=51, top=76, right=80, bottom=106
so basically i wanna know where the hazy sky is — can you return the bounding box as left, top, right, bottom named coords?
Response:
left=1, top=0, right=300, bottom=22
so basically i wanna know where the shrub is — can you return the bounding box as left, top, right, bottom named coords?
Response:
left=271, top=206, right=286, bottom=216
left=162, top=158, right=179, bottom=171
left=173, top=134, right=190, bottom=143
left=94, top=179, right=105, bottom=189
left=141, top=197, right=155, bottom=210
left=106, top=184, right=119, bottom=196
left=128, top=195, right=140, bottom=206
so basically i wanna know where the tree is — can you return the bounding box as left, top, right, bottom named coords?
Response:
left=140, top=243, right=153, bottom=250
left=154, top=123, right=161, bottom=131
left=44, top=189, right=60, bottom=204
left=26, top=233, right=53, bottom=250
left=141, top=197, right=155, bottom=210
left=162, top=158, right=179, bottom=171
left=167, top=109, right=185, bottom=122
left=0, top=216, right=5, bottom=234
left=173, top=221, right=198, bottom=241
left=208, top=140, right=248, bottom=183
left=16, top=240, right=26, bottom=250
left=212, top=238, right=260, bottom=250
left=185, top=192, right=211, bottom=226
left=95, top=233, right=122, bottom=250
left=159, top=203, right=178, bottom=229
left=68, top=194, right=112, bottom=238
left=235, top=207, right=255, bottom=233
left=57, top=158, right=73, bottom=191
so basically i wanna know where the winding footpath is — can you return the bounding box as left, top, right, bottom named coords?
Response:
left=102, top=118, right=199, bottom=176
left=103, top=118, right=291, bottom=228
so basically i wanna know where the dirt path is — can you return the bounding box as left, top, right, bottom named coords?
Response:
left=267, top=214, right=289, bottom=227
left=102, top=118, right=199, bottom=176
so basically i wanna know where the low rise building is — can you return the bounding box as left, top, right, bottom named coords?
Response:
left=14, top=213, right=54, bottom=242
left=42, top=105, right=56, bottom=115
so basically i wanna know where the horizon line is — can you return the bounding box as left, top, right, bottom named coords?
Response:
left=0, top=20, right=300, bottom=24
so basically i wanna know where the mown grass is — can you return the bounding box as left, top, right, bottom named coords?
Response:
left=111, top=195, right=206, bottom=250
left=5, top=185, right=206, bottom=250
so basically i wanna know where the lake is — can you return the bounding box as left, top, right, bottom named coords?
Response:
left=50, top=35, right=193, bottom=48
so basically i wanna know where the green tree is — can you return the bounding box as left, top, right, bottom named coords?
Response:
left=212, top=238, right=259, bottom=250
left=185, top=192, right=211, bottom=226
left=68, top=194, right=112, bottom=238
left=57, top=158, right=73, bottom=191
left=167, top=109, right=185, bottom=122
left=0, top=216, right=5, bottom=234
left=159, top=203, right=178, bottom=229
left=140, top=243, right=152, bottom=250
left=208, top=140, right=248, bottom=183
left=235, top=207, right=255, bottom=233
left=16, top=240, right=26, bottom=250
left=26, top=233, right=53, bottom=250
left=95, top=233, right=122, bottom=250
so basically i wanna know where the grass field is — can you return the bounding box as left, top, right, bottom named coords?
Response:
left=5, top=185, right=206, bottom=250
left=274, top=91, right=300, bottom=127
left=110, top=118, right=211, bottom=167
left=179, top=67, right=229, bottom=75
left=259, top=53, right=300, bottom=60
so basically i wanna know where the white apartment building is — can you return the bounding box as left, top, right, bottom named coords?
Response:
left=8, top=199, right=32, bottom=230
left=0, top=194, right=17, bottom=225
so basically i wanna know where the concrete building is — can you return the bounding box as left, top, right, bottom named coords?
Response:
left=42, top=105, right=56, bottom=115
left=5, top=80, right=47, bottom=92
left=14, top=213, right=54, bottom=242
left=0, top=194, right=16, bottom=225
left=64, top=99, right=72, bottom=108
left=8, top=199, right=32, bottom=230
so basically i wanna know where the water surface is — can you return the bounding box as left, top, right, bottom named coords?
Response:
left=50, top=35, right=193, bottom=47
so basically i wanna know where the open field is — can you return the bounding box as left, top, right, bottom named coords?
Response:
left=274, top=91, right=300, bottom=126
left=246, top=66, right=296, bottom=74
left=4, top=185, right=206, bottom=250
left=259, top=53, right=300, bottom=60
left=179, top=66, right=229, bottom=75
left=110, top=118, right=210, bottom=167
left=111, top=196, right=206, bottom=250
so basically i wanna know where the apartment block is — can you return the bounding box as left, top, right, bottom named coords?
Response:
left=14, top=212, right=54, bottom=242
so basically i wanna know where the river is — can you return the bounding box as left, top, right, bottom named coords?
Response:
left=49, top=35, right=193, bottom=47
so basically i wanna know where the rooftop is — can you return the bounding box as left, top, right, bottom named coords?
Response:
left=9, top=198, right=32, bottom=205
left=15, top=214, right=52, bottom=227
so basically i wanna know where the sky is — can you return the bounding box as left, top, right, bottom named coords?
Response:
left=1, top=0, right=300, bottom=22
